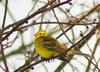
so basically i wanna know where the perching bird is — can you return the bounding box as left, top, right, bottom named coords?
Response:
left=34, top=30, right=89, bottom=60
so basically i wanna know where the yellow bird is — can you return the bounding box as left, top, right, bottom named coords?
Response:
left=34, top=30, right=89, bottom=60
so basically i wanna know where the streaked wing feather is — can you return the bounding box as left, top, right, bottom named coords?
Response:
left=42, top=36, right=59, bottom=51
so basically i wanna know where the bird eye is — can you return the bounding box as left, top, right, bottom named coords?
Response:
left=39, top=33, right=42, bottom=35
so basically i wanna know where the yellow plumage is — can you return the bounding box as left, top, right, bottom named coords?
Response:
left=34, top=30, right=89, bottom=59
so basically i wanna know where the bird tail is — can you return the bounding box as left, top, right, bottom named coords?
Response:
left=60, top=44, right=90, bottom=57
left=67, top=50, right=90, bottom=57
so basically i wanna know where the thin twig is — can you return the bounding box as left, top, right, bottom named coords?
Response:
left=1, top=0, right=72, bottom=43
left=1, top=0, right=9, bottom=72
left=2, top=0, right=8, bottom=28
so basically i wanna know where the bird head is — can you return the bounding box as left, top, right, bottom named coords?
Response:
left=35, top=30, right=48, bottom=38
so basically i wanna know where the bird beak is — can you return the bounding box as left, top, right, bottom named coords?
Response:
left=34, top=34, right=36, bottom=36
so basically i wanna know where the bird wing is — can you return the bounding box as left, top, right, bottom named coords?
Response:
left=41, top=36, right=60, bottom=52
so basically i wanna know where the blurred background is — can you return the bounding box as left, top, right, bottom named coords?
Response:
left=0, top=0, right=100, bottom=72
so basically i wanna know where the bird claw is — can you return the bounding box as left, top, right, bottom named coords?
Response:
left=41, top=57, right=55, bottom=62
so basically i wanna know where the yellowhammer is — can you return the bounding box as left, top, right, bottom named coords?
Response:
left=34, top=30, right=89, bottom=60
